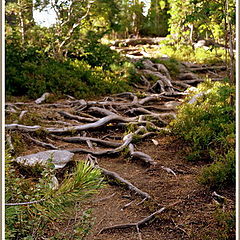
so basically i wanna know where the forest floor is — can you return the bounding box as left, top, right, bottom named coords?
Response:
left=6, top=42, right=235, bottom=240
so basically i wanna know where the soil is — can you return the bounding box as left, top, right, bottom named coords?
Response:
left=5, top=46, right=235, bottom=240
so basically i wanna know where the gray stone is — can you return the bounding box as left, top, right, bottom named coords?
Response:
left=15, top=150, right=74, bottom=169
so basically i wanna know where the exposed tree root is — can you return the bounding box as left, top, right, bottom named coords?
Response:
left=41, top=120, right=77, bottom=126
left=182, top=78, right=223, bottom=84
left=190, top=65, right=227, bottom=72
left=35, top=92, right=50, bottom=104
left=6, top=124, right=42, bottom=132
left=161, top=166, right=177, bottom=177
left=59, top=111, right=99, bottom=122
left=172, top=81, right=192, bottom=89
left=99, top=200, right=182, bottom=235
left=25, top=134, right=58, bottom=150
left=93, top=193, right=116, bottom=203
left=87, top=154, right=151, bottom=200
left=88, top=107, right=118, bottom=116
left=6, top=115, right=138, bottom=135
left=125, top=107, right=168, bottom=125
left=112, top=37, right=164, bottom=47
left=61, top=136, right=122, bottom=148
left=138, top=94, right=176, bottom=105
left=68, top=126, right=150, bottom=156
left=19, top=110, right=28, bottom=121
left=129, top=144, right=156, bottom=165
left=6, top=134, right=15, bottom=154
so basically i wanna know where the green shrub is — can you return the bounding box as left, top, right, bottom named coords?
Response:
left=6, top=43, right=135, bottom=99
left=200, top=149, right=235, bottom=188
left=80, top=41, right=123, bottom=70
left=169, top=80, right=235, bottom=188
left=5, top=151, right=103, bottom=239
left=214, top=208, right=236, bottom=240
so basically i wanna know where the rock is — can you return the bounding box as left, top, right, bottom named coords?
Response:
left=15, top=150, right=74, bottom=169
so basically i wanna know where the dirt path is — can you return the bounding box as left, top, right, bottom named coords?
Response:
left=82, top=135, right=234, bottom=240
left=6, top=50, right=235, bottom=239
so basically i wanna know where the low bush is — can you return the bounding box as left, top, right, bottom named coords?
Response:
left=6, top=43, right=137, bottom=99
left=79, top=41, right=123, bottom=70
left=5, top=151, right=104, bottom=239
left=169, top=80, right=235, bottom=188
left=213, top=207, right=235, bottom=240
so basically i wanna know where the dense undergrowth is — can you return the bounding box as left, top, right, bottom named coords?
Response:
left=6, top=42, right=139, bottom=100
left=169, top=80, right=235, bottom=188
left=5, top=152, right=104, bottom=239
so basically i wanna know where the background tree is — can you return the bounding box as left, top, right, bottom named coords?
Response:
left=141, top=0, right=170, bottom=37
left=167, top=0, right=236, bottom=83
left=6, top=0, right=34, bottom=43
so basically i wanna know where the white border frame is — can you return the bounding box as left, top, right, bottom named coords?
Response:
left=1, top=1, right=239, bottom=239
